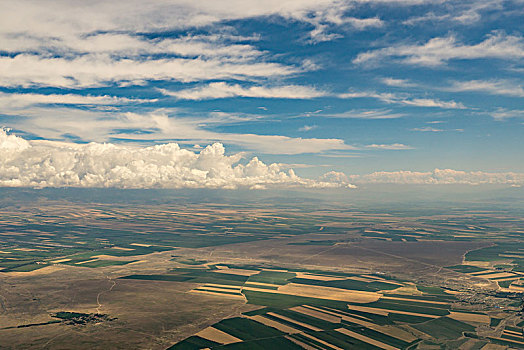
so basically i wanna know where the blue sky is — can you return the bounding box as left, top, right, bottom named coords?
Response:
left=0, top=0, right=523, bottom=188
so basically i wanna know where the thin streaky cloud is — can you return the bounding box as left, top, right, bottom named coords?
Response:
left=320, top=109, right=405, bottom=119
left=364, top=143, right=414, bottom=150
left=159, top=83, right=327, bottom=100
left=411, top=127, right=443, bottom=132
left=338, top=91, right=466, bottom=109
left=381, top=77, right=417, bottom=87
left=350, top=168, right=524, bottom=185
left=354, top=31, right=524, bottom=67
left=446, top=79, right=524, bottom=98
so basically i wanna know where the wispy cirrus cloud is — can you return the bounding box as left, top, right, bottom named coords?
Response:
left=364, top=143, right=414, bottom=150
left=0, top=54, right=299, bottom=89
left=338, top=91, right=466, bottom=109
left=354, top=31, right=524, bottom=67
left=446, top=79, right=524, bottom=97
left=2, top=106, right=354, bottom=155
left=0, top=91, right=154, bottom=109
left=411, top=127, right=443, bottom=132
left=490, top=108, right=524, bottom=120
left=403, top=0, right=505, bottom=26
left=159, top=82, right=326, bottom=100
left=299, top=125, right=318, bottom=132
left=381, top=77, right=417, bottom=87
left=320, top=109, right=405, bottom=119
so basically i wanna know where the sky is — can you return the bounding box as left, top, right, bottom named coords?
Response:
left=0, top=0, right=523, bottom=189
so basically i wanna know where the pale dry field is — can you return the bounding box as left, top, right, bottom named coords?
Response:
left=277, top=283, right=381, bottom=303
left=248, top=315, right=301, bottom=334
left=196, top=326, right=242, bottom=344
left=448, top=311, right=490, bottom=323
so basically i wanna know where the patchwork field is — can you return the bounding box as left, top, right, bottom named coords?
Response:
left=0, top=191, right=522, bottom=349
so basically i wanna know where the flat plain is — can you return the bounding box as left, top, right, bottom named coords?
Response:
left=0, top=191, right=523, bottom=349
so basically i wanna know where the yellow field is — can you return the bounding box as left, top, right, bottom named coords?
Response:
left=0, top=265, right=64, bottom=276
left=203, top=283, right=242, bottom=290
left=248, top=315, right=301, bottom=334
left=127, top=260, right=146, bottom=265
left=294, top=272, right=347, bottom=281
left=130, top=243, right=152, bottom=247
left=448, top=311, right=490, bottom=323
left=473, top=272, right=516, bottom=279
left=50, top=258, right=72, bottom=263
left=196, top=327, right=242, bottom=344
left=277, top=283, right=381, bottom=303
left=75, top=259, right=99, bottom=265
left=498, top=254, right=524, bottom=259
left=214, top=268, right=259, bottom=276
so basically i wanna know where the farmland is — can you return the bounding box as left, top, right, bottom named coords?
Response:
left=0, top=188, right=522, bottom=349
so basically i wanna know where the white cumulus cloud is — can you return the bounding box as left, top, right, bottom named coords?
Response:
left=0, top=129, right=353, bottom=190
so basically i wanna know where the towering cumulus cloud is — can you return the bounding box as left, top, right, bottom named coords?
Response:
left=0, top=129, right=352, bottom=189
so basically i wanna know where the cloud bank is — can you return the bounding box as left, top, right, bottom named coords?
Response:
left=350, top=169, right=524, bottom=185
left=0, top=129, right=353, bottom=190
left=1, top=130, right=521, bottom=189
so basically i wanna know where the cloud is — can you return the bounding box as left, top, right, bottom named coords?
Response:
left=364, top=143, right=414, bottom=150
left=0, top=129, right=353, bottom=190
left=338, top=91, right=465, bottom=109
left=0, top=54, right=298, bottom=88
left=3, top=107, right=353, bottom=155
left=490, top=108, right=524, bottom=120
left=0, top=0, right=437, bottom=89
left=1, top=33, right=263, bottom=60
left=159, top=82, right=326, bottom=100
left=299, top=125, right=318, bottom=132
left=354, top=31, right=524, bottom=67
left=400, top=98, right=465, bottom=109
left=447, top=80, right=524, bottom=97
left=0, top=0, right=377, bottom=39
left=0, top=92, right=153, bottom=109
left=308, top=16, right=384, bottom=43
left=321, top=109, right=405, bottom=119
left=403, top=0, right=504, bottom=26
left=381, top=77, right=417, bottom=87
left=411, top=127, right=443, bottom=132
left=350, top=168, right=524, bottom=185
